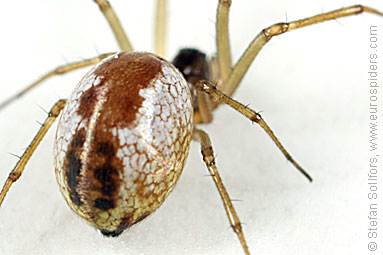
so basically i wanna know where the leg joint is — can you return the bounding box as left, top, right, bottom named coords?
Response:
left=49, top=99, right=67, bottom=117
left=219, top=0, right=231, bottom=7
left=232, top=222, right=243, bottom=234
left=262, top=23, right=289, bottom=40
left=250, top=113, right=262, bottom=123
left=9, top=172, right=21, bottom=182
left=94, top=0, right=110, bottom=11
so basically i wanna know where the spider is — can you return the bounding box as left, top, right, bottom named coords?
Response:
left=0, top=0, right=381, bottom=254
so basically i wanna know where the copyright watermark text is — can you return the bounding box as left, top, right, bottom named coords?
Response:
left=367, top=24, right=380, bottom=253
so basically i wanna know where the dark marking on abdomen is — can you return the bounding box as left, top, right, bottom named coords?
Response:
left=65, top=131, right=86, bottom=206
left=97, top=142, right=115, bottom=157
left=94, top=163, right=118, bottom=197
left=94, top=198, right=115, bottom=210
left=92, top=141, right=120, bottom=211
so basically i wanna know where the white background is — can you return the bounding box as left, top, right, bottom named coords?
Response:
left=0, top=0, right=382, bottom=254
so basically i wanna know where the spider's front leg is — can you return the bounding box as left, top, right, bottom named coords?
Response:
left=216, top=3, right=383, bottom=97
left=196, top=80, right=313, bottom=182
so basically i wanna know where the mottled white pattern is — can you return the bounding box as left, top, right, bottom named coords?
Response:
left=114, top=63, right=192, bottom=177
left=111, top=58, right=193, bottom=219
left=53, top=52, right=193, bottom=231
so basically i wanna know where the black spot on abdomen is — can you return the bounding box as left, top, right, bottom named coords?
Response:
left=94, top=164, right=118, bottom=197
left=94, top=198, right=115, bottom=210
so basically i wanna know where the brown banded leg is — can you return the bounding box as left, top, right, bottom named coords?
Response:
left=0, top=53, right=114, bottom=112
left=196, top=80, right=312, bottom=182
left=154, top=0, right=168, bottom=57
left=94, top=0, right=133, bottom=51
left=192, top=128, right=250, bottom=255
left=0, top=99, right=67, bottom=206
left=216, top=4, right=383, bottom=97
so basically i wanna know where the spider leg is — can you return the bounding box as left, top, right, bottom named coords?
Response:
left=217, top=4, right=383, bottom=97
left=192, top=128, right=250, bottom=255
left=0, top=99, right=67, bottom=207
left=196, top=80, right=313, bottom=182
left=0, top=53, right=114, bottom=112
left=154, top=0, right=168, bottom=57
left=195, top=89, right=214, bottom=123
left=216, top=0, right=232, bottom=82
left=94, top=0, right=133, bottom=52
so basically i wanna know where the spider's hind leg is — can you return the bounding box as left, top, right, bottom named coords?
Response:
left=94, top=0, right=133, bottom=52
left=154, top=0, right=168, bottom=57
left=0, top=99, right=67, bottom=207
left=0, top=53, right=114, bottom=112
left=95, top=0, right=169, bottom=57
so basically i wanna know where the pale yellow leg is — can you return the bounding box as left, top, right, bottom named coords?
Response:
left=193, top=128, right=250, bottom=255
left=216, top=0, right=232, bottom=83
left=0, top=99, right=67, bottom=206
left=196, top=80, right=312, bottom=182
left=195, top=90, right=213, bottom=123
left=0, top=53, right=114, bottom=112
left=217, top=4, right=383, bottom=97
left=94, top=0, right=133, bottom=51
left=154, top=0, right=168, bottom=58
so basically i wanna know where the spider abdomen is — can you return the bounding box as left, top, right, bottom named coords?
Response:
left=54, top=52, right=193, bottom=236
